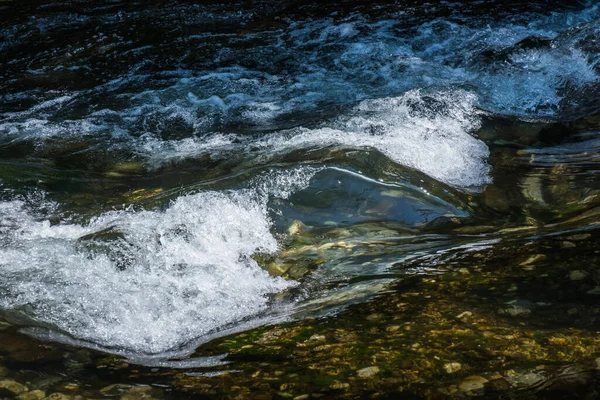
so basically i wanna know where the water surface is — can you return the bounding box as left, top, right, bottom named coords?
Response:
left=1, top=0, right=600, bottom=397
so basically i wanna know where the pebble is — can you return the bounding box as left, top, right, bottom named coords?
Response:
left=587, top=287, right=600, bottom=295
left=444, top=385, right=458, bottom=395
left=287, top=220, right=305, bottom=236
left=329, top=382, right=350, bottom=390
left=444, top=362, right=462, bottom=374
left=502, top=305, right=531, bottom=317
left=520, top=254, right=547, bottom=267
left=508, top=372, right=545, bottom=388
left=99, top=384, right=132, bottom=395
left=120, top=386, right=155, bottom=400
left=357, top=366, right=380, bottom=378
left=43, top=394, right=73, bottom=400
left=0, top=379, right=27, bottom=397
left=17, top=390, right=45, bottom=400
left=569, top=270, right=588, bottom=281
left=458, top=376, right=488, bottom=392
left=456, top=311, right=472, bottom=320
left=567, top=234, right=591, bottom=241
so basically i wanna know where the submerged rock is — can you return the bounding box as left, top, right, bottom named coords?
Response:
left=0, top=379, right=27, bottom=397
left=16, top=390, right=45, bottom=400
left=119, top=386, right=157, bottom=400
left=569, top=270, right=588, bottom=281
left=356, top=366, right=379, bottom=378
left=43, top=394, right=73, bottom=400
left=443, top=362, right=462, bottom=374
left=458, top=375, right=488, bottom=392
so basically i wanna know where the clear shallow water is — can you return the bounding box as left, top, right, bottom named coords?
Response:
left=1, top=0, right=600, bottom=367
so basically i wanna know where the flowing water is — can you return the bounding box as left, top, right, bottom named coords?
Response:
left=1, top=0, right=600, bottom=398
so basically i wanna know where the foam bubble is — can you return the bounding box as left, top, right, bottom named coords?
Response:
left=0, top=191, right=294, bottom=355
left=251, top=166, right=324, bottom=199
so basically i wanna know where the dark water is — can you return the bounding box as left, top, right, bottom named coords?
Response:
left=1, top=0, right=600, bottom=398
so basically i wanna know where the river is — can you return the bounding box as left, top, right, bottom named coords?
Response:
left=1, top=0, right=600, bottom=398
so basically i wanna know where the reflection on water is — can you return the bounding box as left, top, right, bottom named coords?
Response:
left=1, top=0, right=600, bottom=398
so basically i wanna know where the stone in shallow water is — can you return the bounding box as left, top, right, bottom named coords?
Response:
left=444, top=362, right=462, bottom=374
left=455, top=311, right=472, bottom=320
left=16, top=390, right=45, bottom=400
left=357, top=366, right=379, bottom=378
left=120, top=386, right=157, bottom=400
left=520, top=254, right=547, bottom=267
left=508, top=371, right=546, bottom=388
left=44, top=394, right=73, bottom=400
left=501, top=304, right=532, bottom=317
left=569, top=270, right=588, bottom=281
left=330, top=381, right=350, bottom=390
left=0, top=379, right=29, bottom=397
left=99, top=384, right=133, bottom=395
left=587, top=287, right=600, bottom=295
left=287, top=220, right=305, bottom=236
left=458, top=376, right=488, bottom=392
left=0, top=379, right=27, bottom=397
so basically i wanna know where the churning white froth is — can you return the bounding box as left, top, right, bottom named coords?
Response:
left=0, top=191, right=294, bottom=355
left=265, top=90, right=490, bottom=188
left=141, top=89, right=491, bottom=188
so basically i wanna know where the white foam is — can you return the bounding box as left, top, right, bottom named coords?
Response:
left=265, top=90, right=490, bottom=188
left=0, top=191, right=294, bottom=355
left=142, top=90, right=490, bottom=188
